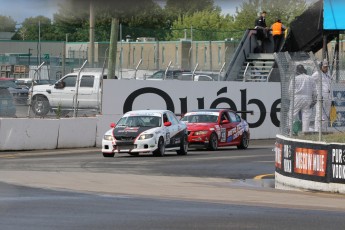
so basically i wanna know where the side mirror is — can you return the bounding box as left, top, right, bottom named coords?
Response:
left=164, top=121, right=172, bottom=127
left=110, top=122, right=116, bottom=128
left=54, top=82, right=65, bottom=89
left=221, top=119, right=230, bottom=124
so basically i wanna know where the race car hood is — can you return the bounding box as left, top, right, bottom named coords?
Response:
left=113, top=126, right=157, bottom=139
left=186, top=123, right=216, bottom=131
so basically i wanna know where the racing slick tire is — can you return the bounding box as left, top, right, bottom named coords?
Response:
left=153, top=137, right=165, bottom=157
left=237, top=131, right=249, bottom=150
left=207, top=132, right=218, bottom=151
left=103, top=152, right=115, bottom=157
left=176, top=134, right=188, bottom=155
left=32, top=95, right=50, bottom=116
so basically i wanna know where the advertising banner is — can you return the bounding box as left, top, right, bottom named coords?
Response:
left=329, top=145, right=345, bottom=183
left=324, top=0, right=345, bottom=30
left=294, top=147, right=327, bottom=177
left=103, top=80, right=281, bottom=139
left=275, top=138, right=292, bottom=174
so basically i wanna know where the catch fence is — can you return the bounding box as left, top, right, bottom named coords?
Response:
left=275, top=51, right=345, bottom=143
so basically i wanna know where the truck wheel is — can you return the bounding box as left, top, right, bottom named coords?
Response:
left=32, top=96, right=50, bottom=116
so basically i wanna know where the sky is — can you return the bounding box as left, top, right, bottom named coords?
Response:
left=0, top=0, right=241, bottom=24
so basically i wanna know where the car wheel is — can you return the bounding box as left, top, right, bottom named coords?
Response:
left=153, top=137, right=165, bottom=156
left=32, top=96, right=50, bottom=116
left=237, top=132, right=249, bottom=149
left=177, top=134, right=188, bottom=155
left=102, top=152, right=115, bottom=157
left=207, top=133, right=218, bottom=151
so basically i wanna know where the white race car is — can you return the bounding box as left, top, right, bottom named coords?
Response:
left=102, top=110, right=188, bottom=157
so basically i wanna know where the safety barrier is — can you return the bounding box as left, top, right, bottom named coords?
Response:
left=0, top=117, right=98, bottom=151
left=275, top=134, right=345, bottom=193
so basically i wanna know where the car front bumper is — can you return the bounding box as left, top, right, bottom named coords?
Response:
left=102, top=138, right=158, bottom=154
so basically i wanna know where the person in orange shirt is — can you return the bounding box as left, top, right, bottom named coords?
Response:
left=271, top=18, right=286, bottom=52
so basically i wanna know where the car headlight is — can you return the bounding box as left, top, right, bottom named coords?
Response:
left=138, top=134, right=154, bottom=140
left=194, top=130, right=209, bottom=136
left=103, top=135, right=114, bottom=141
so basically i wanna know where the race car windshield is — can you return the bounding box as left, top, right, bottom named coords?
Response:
left=117, top=116, right=161, bottom=127
left=181, top=114, right=218, bottom=123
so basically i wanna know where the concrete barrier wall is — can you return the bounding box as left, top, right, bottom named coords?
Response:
left=57, top=117, right=97, bottom=149
left=0, top=118, right=60, bottom=150
left=0, top=117, right=98, bottom=151
left=275, top=134, right=345, bottom=194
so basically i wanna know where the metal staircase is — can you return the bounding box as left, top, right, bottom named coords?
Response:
left=237, top=53, right=275, bottom=82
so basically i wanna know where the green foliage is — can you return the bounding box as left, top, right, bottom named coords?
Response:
left=4, top=0, right=309, bottom=42
left=170, top=10, right=235, bottom=41
left=0, top=16, right=16, bottom=32
left=13, top=16, right=57, bottom=41
left=232, top=0, right=308, bottom=39
left=165, top=0, right=216, bottom=15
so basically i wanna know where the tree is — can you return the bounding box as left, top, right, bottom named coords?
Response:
left=53, top=0, right=166, bottom=42
left=13, top=16, right=56, bottom=41
left=0, top=15, right=16, bottom=32
left=165, top=0, right=216, bottom=15
left=232, top=0, right=308, bottom=39
left=170, top=9, right=234, bottom=41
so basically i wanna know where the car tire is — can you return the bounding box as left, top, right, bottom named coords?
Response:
left=177, top=134, right=188, bottom=155
left=103, top=153, right=115, bottom=157
left=237, top=132, right=249, bottom=149
left=153, top=137, right=165, bottom=156
left=32, top=95, right=50, bottom=116
left=207, top=133, right=218, bottom=151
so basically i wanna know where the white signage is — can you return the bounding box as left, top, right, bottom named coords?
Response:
left=102, top=80, right=281, bottom=139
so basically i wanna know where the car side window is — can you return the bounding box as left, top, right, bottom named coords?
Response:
left=220, top=112, right=230, bottom=122
left=235, top=113, right=242, bottom=122
left=167, top=112, right=178, bottom=125
left=228, top=112, right=237, bottom=122
left=63, top=75, right=77, bottom=87
left=199, top=76, right=211, bottom=81
left=163, top=113, right=169, bottom=123
left=152, top=72, right=163, bottom=79
left=80, top=75, right=94, bottom=88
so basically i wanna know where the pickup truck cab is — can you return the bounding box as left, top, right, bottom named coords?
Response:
left=29, top=72, right=106, bottom=116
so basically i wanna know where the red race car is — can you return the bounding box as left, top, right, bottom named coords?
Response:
left=181, top=109, right=250, bottom=150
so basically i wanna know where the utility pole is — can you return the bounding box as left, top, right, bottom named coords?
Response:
left=89, top=1, right=95, bottom=67
left=108, top=18, right=119, bottom=79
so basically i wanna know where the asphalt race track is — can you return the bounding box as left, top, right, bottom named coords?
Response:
left=1, top=140, right=345, bottom=229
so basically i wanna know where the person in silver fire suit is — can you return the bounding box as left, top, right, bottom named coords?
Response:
left=312, top=60, right=333, bottom=131
left=288, top=64, right=317, bottom=133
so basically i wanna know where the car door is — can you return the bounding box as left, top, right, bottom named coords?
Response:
left=167, top=111, right=181, bottom=147
left=218, top=111, right=233, bottom=145
left=76, top=75, right=96, bottom=108
left=226, top=111, right=242, bottom=144
left=50, top=75, right=77, bottom=107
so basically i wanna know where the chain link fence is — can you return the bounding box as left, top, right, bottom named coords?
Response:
left=275, top=51, right=345, bottom=142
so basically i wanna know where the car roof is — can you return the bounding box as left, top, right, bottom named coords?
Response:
left=189, top=109, right=236, bottom=113
left=124, top=110, right=171, bottom=116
